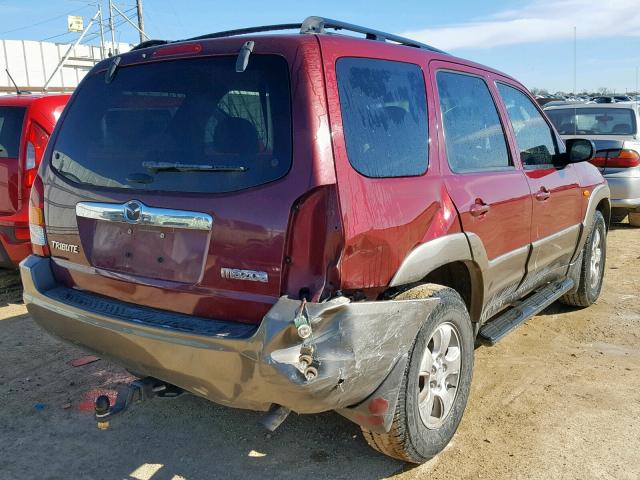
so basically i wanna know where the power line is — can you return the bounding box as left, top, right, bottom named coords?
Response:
left=80, top=10, right=136, bottom=44
left=40, top=7, right=136, bottom=44
left=0, top=5, right=91, bottom=35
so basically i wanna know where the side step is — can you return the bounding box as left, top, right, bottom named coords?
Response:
left=478, top=278, right=574, bottom=346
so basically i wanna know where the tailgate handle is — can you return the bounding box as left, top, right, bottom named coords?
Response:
left=76, top=200, right=213, bottom=231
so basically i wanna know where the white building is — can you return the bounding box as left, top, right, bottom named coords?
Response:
left=0, top=39, right=132, bottom=94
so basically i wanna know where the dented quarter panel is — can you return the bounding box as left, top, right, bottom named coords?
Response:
left=319, top=36, right=463, bottom=292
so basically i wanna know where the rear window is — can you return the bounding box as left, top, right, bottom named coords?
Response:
left=546, top=107, right=637, bottom=136
left=51, top=55, right=291, bottom=194
left=336, top=58, right=428, bottom=177
left=0, top=107, right=26, bottom=158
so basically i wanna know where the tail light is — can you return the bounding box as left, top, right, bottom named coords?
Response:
left=591, top=149, right=640, bottom=168
left=29, top=174, right=49, bottom=256
left=24, top=122, right=49, bottom=188
left=282, top=185, right=344, bottom=301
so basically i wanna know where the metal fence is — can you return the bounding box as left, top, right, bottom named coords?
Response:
left=0, top=39, right=131, bottom=94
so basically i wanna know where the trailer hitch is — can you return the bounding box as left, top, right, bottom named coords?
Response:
left=94, top=377, right=183, bottom=430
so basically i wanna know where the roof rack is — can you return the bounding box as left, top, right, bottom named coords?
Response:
left=299, top=16, right=446, bottom=54
left=132, top=16, right=446, bottom=54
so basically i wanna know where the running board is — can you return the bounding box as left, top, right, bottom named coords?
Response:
left=478, top=278, right=575, bottom=346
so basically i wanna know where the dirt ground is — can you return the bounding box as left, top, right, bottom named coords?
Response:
left=0, top=222, right=638, bottom=480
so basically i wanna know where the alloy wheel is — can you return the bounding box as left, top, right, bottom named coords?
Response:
left=417, top=322, right=462, bottom=429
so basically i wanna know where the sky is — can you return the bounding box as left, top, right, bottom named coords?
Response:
left=0, top=0, right=639, bottom=93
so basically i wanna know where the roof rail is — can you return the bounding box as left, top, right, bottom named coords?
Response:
left=131, top=16, right=447, bottom=54
left=299, top=16, right=446, bottom=54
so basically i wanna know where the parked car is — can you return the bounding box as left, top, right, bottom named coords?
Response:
left=590, top=96, right=619, bottom=104
left=0, top=94, right=69, bottom=267
left=545, top=103, right=640, bottom=225
left=21, top=16, right=609, bottom=464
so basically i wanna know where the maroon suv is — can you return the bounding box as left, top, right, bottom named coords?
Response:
left=21, top=17, right=609, bottom=463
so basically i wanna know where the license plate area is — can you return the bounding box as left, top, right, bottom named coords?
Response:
left=82, top=220, right=211, bottom=284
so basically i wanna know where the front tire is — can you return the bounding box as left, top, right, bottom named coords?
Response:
left=560, top=211, right=606, bottom=307
left=361, top=284, right=474, bottom=464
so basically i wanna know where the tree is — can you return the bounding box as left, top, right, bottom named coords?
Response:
left=530, top=87, right=549, bottom=96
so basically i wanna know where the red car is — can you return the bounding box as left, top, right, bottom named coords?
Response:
left=0, top=94, right=69, bottom=267
left=21, top=17, right=609, bottom=463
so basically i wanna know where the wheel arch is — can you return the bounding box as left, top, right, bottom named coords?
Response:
left=387, top=233, right=485, bottom=323
left=596, top=197, right=611, bottom=229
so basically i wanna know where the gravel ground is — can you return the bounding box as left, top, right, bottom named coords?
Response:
left=0, top=222, right=638, bottom=480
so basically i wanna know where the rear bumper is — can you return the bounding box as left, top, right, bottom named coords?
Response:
left=605, top=175, right=640, bottom=209
left=21, top=255, right=437, bottom=431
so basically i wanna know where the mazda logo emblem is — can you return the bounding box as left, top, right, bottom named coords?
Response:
left=124, top=201, right=142, bottom=223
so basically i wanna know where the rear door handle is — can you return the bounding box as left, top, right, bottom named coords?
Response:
left=470, top=200, right=490, bottom=217
left=535, top=188, right=551, bottom=201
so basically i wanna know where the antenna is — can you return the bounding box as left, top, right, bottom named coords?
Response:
left=5, top=69, right=24, bottom=95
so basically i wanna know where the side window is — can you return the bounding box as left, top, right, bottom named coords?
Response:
left=336, top=58, right=428, bottom=178
left=436, top=71, right=511, bottom=173
left=497, top=83, right=558, bottom=168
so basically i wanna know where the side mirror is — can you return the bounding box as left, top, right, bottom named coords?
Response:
left=564, top=138, right=596, bottom=163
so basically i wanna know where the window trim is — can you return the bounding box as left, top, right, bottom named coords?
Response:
left=335, top=56, right=430, bottom=179
left=495, top=81, right=561, bottom=171
left=435, top=69, right=515, bottom=175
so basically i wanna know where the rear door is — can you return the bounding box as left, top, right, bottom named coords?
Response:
left=42, top=38, right=326, bottom=325
left=495, top=82, right=582, bottom=282
left=430, top=62, right=532, bottom=319
left=0, top=106, right=26, bottom=214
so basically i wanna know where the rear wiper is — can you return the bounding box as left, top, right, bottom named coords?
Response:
left=142, top=161, right=248, bottom=173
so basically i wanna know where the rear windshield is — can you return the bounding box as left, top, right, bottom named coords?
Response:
left=546, top=107, right=637, bottom=135
left=0, top=107, right=26, bottom=158
left=51, top=55, right=291, bottom=193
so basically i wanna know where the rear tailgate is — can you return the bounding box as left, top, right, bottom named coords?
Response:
left=0, top=106, right=26, bottom=214
left=41, top=37, right=333, bottom=325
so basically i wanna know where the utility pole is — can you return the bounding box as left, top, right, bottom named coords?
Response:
left=98, top=4, right=106, bottom=60
left=136, top=0, right=145, bottom=44
left=108, top=0, right=117, bottom=56
left=573, top=26, right=577, bottom=96
left=112, top=3, right=148, bottom=41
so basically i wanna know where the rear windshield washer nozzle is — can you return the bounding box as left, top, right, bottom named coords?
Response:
left=235, top=41, right=255, bottom=73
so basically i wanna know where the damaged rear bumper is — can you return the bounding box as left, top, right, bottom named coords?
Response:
left=20, top=255, right=438, bottom=432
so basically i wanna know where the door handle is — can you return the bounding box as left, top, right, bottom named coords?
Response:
left=470, top=200, right=490, bottom=217
left=535, top=188, right=551, bottom=201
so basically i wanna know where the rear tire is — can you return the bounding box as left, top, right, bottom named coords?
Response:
left=560, top=211, right=606, bottom=307
left=361, top=284, right=474, bottom=464
left=610, top=208, right=628, bottom=224
left=628, top=211, right=640, bottom=227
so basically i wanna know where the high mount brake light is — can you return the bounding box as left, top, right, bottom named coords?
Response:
left=29, top=174, right=49, bottom=257
left=24, top=122, right=49, bottom=188
left=591, top=149, right=640, bottom=168
left=151, top=43, right=202, bottom=58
